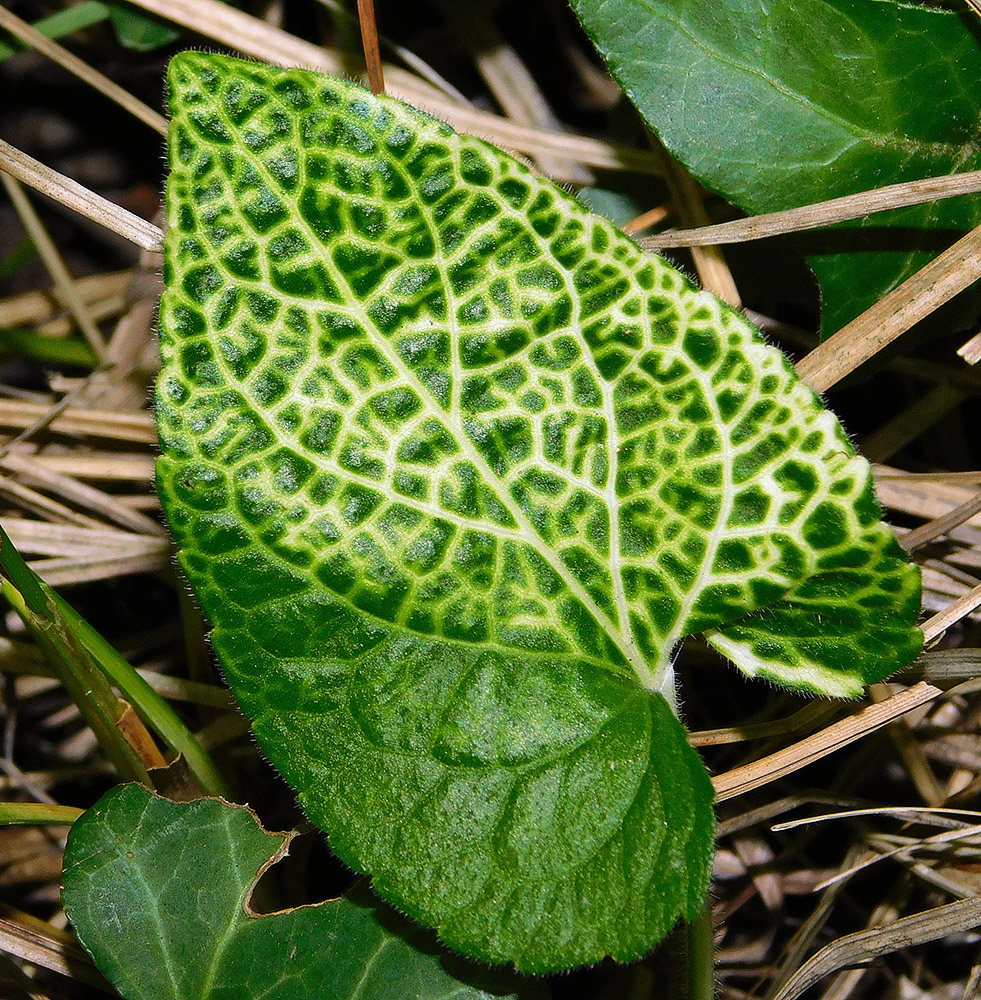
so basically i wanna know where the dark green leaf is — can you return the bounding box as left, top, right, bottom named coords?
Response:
left=0, top=2, right=110, bottom=62
left=108, top=4, right=179, bottom=51
left=62, top=784, right=540, bottom=1000
left=572, top=0, right=981, bottom=336
left=0, top=327, right=98, bottom=367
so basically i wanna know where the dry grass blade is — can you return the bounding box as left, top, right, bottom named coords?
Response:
left=689, top=701, right=839, bottom=747
left=0, top=270, right=134, bottom=334
left=3, top=513, right=170, bottom=585
left=905, top=648, right=981, bottom=683
left=0, top=399, right=155, bottom=443
left=0, top=139, right=162, bottom=252
left=639, top=169, right=981, bottom=248
left=958, top=328, right=981, bottom=364
left=10, top=450, right=155, bottom=482
left=30, top=552, right=170, bottom=586
left=901, top=490, right=981, bottom=551
left=0, top=474, right=106, bottom=530
left=874, top=464, right=981, bottom=584
left=770, top=895, right=981, bottom=1000
left=0, top=174, right=107, bottom=361
left=815, top=897, right=904, bottom=1000
left=870, top=682, right=944, bottom=806
left=126, top=0, right=658, bottom=177
left=875, top=468, right=981, bottom=485
left=758, top=844, right=872, bottom=1000
left=795, top=223, right=981, bottom=392
left=921, top=582, right=981, bottom=642
left=622, top=202, right=672, bottom=235
left=0, top=452, right=165, bottom=536
left=0, top=906, right=110, bottom=991
left=921, top=572, right=981, bottom=626
left=2, top=646, right=235, bottom=710
left=0, top=392, right=98, bottom=459
left=965, top=969, right=981, bottom=1000
left=434, top=0, right=586, bottom=181
left=822, top=822, right=981, bottom=893
left=1, top=951, right=57, bottom=1000
left=648, top=139, right=741, bottom=307
left=773, top=805, right=981, bottom=832
left=356, top=0, right=384, bottom=95
left=315, top=0, right=469, bottom=103
left=712, top=682, right=943, bottom=801
left=0, top=4, right=166, bottom=135
left=1, top=520, right=164, bottom=558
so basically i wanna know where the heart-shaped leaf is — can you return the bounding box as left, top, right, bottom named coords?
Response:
left=62, top=784, right=539, bottom=1000
left=572, top=0, right=981, bottom=337
left=157, top=51, right=921, bottom=970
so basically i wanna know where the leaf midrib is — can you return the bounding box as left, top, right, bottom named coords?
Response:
left=118, top=796, right=184, bottom=1000
left=195, top=813, right=250, bottom=1000
left=655, top=294, right=739, bottom=666
left=390, top=122, right=649, bottom=682
left=370, top=103, right=645, bottom=681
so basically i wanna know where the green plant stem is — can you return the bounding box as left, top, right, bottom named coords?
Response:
left=49, top=587, right=234, bottom=799
left=685, top=900, right=715, bottom=1000
left=0, top=524, right=232, bottom=798
left=0, top=575, right=150, bottom=785
left=0, top=802, right=84, bottom=825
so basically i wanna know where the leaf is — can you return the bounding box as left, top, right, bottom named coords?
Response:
left=0, top=2, right=111, bottom=62
left=157, top=51, right=921, bottom=970
left=107, top=3, right=179, bottom=51
left=62, top=784, right=539, bottom=1000
left=571, top=0, right=981, bottom=336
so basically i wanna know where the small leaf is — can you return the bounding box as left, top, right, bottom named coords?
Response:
left=571, top=0, right=981, bottom=336
left=62, top=784, right=540, bottom=1000
left=157, top=52, right=920, bottom=970
left=107, top=3, right=179, bottom=52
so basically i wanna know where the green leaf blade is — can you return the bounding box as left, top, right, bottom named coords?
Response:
left=158, top=532, right=715, bottom=970
left=571, top=0, right=981, bottom=336
left=160, top=50, right=890, bottom=681
left=159, top=51, right=920, bottom=970
left=62, top=785, right=537, bottom=1000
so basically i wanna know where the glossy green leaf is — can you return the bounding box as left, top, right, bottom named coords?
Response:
left=571, top=0, right=981, bottom=336
left=157, top=51, right=921, bottom=970
left=62, top=784, right=538, bottom=1000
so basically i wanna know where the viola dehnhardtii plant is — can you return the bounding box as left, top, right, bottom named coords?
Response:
left=157, top=51, right=923, bottom=972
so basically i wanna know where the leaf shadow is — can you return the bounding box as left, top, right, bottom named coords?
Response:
left=791, top=225, right=969, bottom=258
left=345, top=881, right=550, bottom=999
